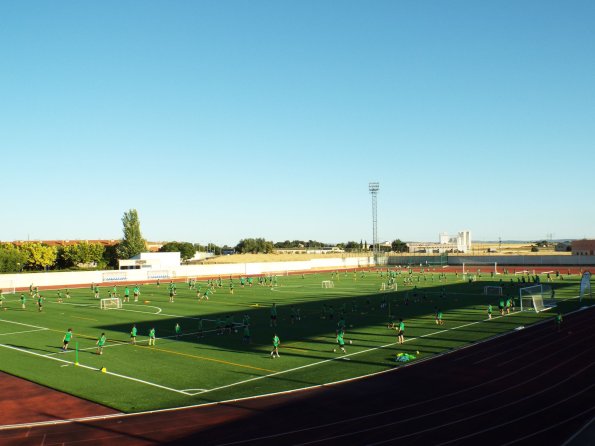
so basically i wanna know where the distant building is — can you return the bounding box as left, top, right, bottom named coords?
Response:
left=555, top=242, right=572, bottom=252
left=119, top=252, right=181, bottom=270
left=571, top=239, right=595, bottom=256
left=407, top=230, right=472, bottom=254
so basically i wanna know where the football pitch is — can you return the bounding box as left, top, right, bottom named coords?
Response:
left=0, top=270, right=588, bottom=413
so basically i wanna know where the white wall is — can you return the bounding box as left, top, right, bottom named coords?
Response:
left=0, top=256, right=376, bottom=291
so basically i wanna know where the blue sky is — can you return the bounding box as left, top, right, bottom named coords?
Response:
left=1, top=1, right=593, bottom=246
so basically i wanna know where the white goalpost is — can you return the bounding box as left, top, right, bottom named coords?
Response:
left=483, top=286, right=503, bottom=296
left=100, top=297, right=122, bottom=310
left=322, top=280, right=335, bottom=288
left=461, top=261, right=500, bottom=276
left=0, top=279, right=15, bottom=295
left=519, top=284, right=555, bottom=312
left=580, top=271, right=592, bottom=302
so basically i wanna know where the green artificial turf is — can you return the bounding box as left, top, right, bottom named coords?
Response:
left=0, top=269, right=589, bottom=413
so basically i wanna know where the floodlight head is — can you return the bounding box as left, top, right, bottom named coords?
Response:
left=369, top=182, right=379, bottom=193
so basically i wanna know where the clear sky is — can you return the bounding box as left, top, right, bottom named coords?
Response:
left=1, top=1, right=593, bottom=246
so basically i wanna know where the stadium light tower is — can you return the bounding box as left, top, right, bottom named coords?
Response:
left=369, top=182, right=380, bottom=255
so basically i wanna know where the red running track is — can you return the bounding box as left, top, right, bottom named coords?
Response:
left=1, top=306, right=593, bottom=445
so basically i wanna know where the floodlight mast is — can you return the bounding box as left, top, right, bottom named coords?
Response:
left=369, top=182, right=380, bottom=255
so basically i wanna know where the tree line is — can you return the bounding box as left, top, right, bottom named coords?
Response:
left=0, top=209, right=410, bottom=273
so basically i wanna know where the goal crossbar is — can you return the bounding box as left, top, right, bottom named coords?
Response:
left=322, top=280, right=335, bottom=288
left=100, top=297, right=122, bottom=310
left=519, top=284, right=555, bottom=312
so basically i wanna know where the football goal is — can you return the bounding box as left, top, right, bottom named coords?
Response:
left=322, top=280, right=335, bottom=288
left=483, top=286, right=503, bottom=296
left=100, top=297, right=122, bottom=310
left=461, top=261, right=500, bottom=275
left=0, top=280, right=15, bottom=295
left=519, top=284, right=555, bottom=312
left=580, top=271, right=592, bottom=302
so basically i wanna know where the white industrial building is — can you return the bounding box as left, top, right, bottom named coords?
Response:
left=407, top=230, right=472, bottom=254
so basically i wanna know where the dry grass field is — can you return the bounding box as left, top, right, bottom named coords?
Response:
left=199, top=243, right=569, bottom=264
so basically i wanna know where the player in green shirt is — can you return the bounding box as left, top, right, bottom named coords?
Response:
left=0, top=293, right=4, bottom=309
left=62, top=328, right=73, bottom=351
left=148, top=327, right=156, bottom=346
left=436, top=309, right=444, bottom=325
left=498, top=298, right=505, bottom=316
left=202, top=288, right=211, bottom=301
left=216, top=318, right=224, bottom=335
left=243, top=325, right=251, bottom=344
left=270, top=303, right=278, bottom=328
left=96, top=333, right=107, bottom=355
left=555, top=312, right=563, bottom=332
left=197, top=318, right=204, bottom=339
left=229, top=282, right=234, bottom=294
left=175, top=323, right=182, bottom=338
left=130, top=324, right=137, bottom=344
left=94, top=286, right=99, bottom=299
left=397, top=319, right=405, bottom=345
left=37, top=295, right=44, bottom=312
left=133, top=286, right=140, bottom=302
left=270, top=334, right=280, bottom=358
left=487, top=304, right=493, bottom=320
left=124, top=287, right=130, bottom=303
left=334, top=330, right=347, bottom=354
left=20, top=293, right=26, bottom=309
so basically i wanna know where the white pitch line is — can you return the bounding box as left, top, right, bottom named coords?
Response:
left=0, top=318, right=50, bottom=330
left=0, top=343, right=190, bottom=395
left=0, top=328, right=48, bottom=337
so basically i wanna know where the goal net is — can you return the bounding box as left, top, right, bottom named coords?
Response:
left=580, top=271, right=591, bottom=302
left=519, top=284, right=555, bottom=312
left=460, top=260, right=500, bottom=275
left=100, top=297, right=122, bottom=310
left=322, top=280, right=335, bottom=288
left=483, top=286, right=503, bottom=296
left=0, top=279, right=15, bottom=295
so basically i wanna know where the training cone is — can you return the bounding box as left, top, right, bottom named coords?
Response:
left=100, top=367, right=107, bottom=373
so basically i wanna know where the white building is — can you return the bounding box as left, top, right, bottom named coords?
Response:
left=119, top=252, right=181, bottom=270
left=407, top=230, right=472, bottom=254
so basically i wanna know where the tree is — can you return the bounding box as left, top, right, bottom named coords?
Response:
left=235, top=238, right=274, bottom=254
left=344, top=241, right=360, bottom=252
left=160, top=241, right=196, bottom=261
left=391, top=239, right=409, bottom=253
left=19, top=242, right=58, bottom=270
left=60, top=242, right=105, bottom=268
left=103, top=244, right=120, bottom=269
left=117, top=209, right=147, bottom=260
left=0, top=244, right=28, bottom=273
